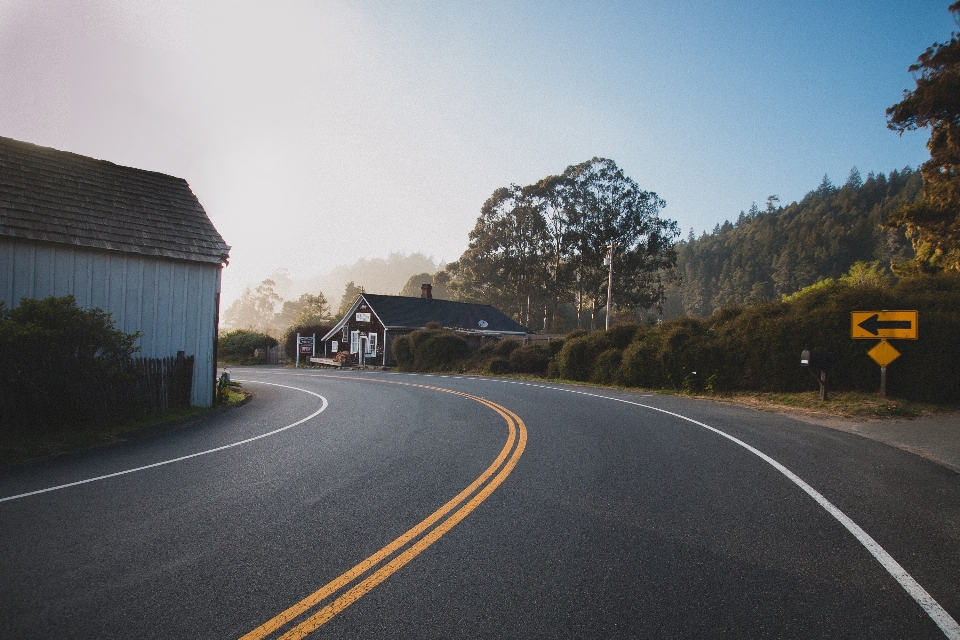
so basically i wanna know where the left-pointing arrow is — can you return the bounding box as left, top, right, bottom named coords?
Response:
left=857, top=314, right=912, bottom=336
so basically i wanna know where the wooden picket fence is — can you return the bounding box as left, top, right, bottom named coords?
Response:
left=0, top=353, right=195, bottom=434
left=87, top=354, right=195, bottom=426
left=126, top=354, right=195, bottom=413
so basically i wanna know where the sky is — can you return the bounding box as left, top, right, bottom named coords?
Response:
left=1, top=0, right=955, bottom=307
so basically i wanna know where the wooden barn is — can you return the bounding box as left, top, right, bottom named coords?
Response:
left=0, top=136, right=230, bottom=407
left=320, top=284, right=530, bottom=366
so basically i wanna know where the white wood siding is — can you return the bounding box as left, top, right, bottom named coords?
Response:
left=1, top=238, right=221, bottom=407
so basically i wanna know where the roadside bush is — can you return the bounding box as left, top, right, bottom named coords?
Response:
left=218, top=329, right=278, bottom=365
left=509, top=344, right=551, bottom=375
left=487, top=357, right=512, bottom=374
left=393, top=325, right=470, bottom=372
left=581, top=273, right=960, bottom=402
left=0, top=295, right=141, bottom=434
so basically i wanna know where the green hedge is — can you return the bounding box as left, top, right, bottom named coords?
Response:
left=0, top=295, right=142, bottom=433
left=392, top=323, right=471, bottom=372
left=554, top=274, right=960, bottom=402
left=218, top=329, right=278, bottom=365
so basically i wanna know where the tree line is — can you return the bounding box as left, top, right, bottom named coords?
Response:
left=445, top=157, right=680, bottom=331
left=661, top=168, right=922, bottom=318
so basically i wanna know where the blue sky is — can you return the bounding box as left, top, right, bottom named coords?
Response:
left=0, top=1, right=954, bottom=305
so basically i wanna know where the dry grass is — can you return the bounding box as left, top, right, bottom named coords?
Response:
left=684, top=390, right=957, bottom=420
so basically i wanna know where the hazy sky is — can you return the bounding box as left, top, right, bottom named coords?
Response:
left=1, top=1, right=953, bottom=306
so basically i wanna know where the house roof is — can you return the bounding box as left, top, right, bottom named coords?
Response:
left=0, top=136, right=230, bottom=265
left=323, top=293, right=531, bottom=340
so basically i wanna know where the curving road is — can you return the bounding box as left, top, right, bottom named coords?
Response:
left=1, top=368, right=958, bottom=638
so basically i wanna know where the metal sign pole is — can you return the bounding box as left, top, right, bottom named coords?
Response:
left=880, top=366, right=887, bottom=398
left=312, top=333, right=316, bottom=359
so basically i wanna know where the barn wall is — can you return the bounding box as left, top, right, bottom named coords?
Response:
left=0, top=238, right=221, bottom=407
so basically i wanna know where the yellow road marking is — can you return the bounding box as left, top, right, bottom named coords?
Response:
left=238, top=375, right=527, bottom=639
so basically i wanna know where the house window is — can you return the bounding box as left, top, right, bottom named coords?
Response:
left=367, top=333, right=377, bottom=355
left=350, top=331, right=360, bottom=354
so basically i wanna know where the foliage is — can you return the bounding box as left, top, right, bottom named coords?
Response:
left=399, top=271, right=450, bottom=299
left=217, top=329, right=278, bottom=364
left=275, top=292, right=333, bottom=330
left=222, top=279, right=283, bottom=334
left=0, top=296, right=142, bottom=433
left=223, top=280, right=333, bottom=338
left=886, top=2, right=960, bottom=272
left=447, top=157, right=679, bottom=331
left=215, top=370, right=242, bottom=406
left=565, top=271, right=960, bottom=402
left=337, top=281, right=364, bottom=317
left=661, top=168, right=920, bottom=318
left=509, top=344, right=551, bottom=375
left=391, top=325, right=471, bottom=372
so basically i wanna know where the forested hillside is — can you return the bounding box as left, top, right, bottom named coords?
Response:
left=662, top=168, right=922, bottom=318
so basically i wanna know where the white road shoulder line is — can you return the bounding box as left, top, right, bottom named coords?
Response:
left=0, top=381, right=327, bottom=504
left=399, top=372, right=960, bottom=640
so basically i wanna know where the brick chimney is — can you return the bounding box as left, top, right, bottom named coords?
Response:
left=421, top=283, right=433, bottom=299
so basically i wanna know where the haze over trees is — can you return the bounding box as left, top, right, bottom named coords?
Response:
left=445, top=158, right=680, bottom=331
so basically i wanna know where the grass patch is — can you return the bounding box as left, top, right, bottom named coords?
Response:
left=0, top=389, right=249, bottom=466
left=691, top=390, right=957, bottom=420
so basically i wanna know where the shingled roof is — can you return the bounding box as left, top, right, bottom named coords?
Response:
left=324, top=293, right=530, bottom=339
left=0, top=136, right=229, bottom=265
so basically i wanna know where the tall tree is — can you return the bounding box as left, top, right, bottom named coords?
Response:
left=222, top=279, right=283, bottom=333
left=337, top=281, right=364, bottom=318
left=448, top=185, right=550, bottom=326
left=887, top=2, right=960, bottom=271
left=525, top=175, right=574, bottom=330
left=563, top=158, right=678, bottom=328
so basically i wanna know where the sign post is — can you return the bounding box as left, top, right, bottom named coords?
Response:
left=852, top=311, right=917, bottom=397
left=297, top=334, right=315, bottom=368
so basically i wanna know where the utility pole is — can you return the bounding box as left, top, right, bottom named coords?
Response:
left=605, top=242, right=617, bottom=330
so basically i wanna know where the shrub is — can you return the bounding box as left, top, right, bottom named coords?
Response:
left=394, top=326, right=470, bottom=372
left=509, top=344, right=550, bottom=375
left=591, top=348, right=622, bottom=384
left=218, top=329, right=278, bottom=365
left=0, top=296, right=141, bottom=433
left=487, top=357, right=512, bottom=374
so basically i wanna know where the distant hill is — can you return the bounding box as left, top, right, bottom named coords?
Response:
left=289, top=252, right=444, bottom=305
left=661, top=168, right=922, bottom=318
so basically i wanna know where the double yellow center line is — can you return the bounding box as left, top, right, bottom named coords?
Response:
left=239, top=377, right=527, bottom=639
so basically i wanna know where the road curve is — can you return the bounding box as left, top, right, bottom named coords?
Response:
left=1, top=368, right=958, bottom=639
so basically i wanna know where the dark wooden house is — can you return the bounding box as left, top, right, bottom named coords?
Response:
left=320, top=284, right=530, bottom=366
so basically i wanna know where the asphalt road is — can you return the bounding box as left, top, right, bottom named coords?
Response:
left=1, top=368, right=958, bottom=639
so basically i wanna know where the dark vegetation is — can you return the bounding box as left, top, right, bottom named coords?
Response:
left=392, top=322, right=471, bottom=372
left=393, top=273, right=960, bottom=403
left=662, top=168, right=921, bottom=318
left=0, top=296, right=202, bottom=463
left=217, top=328, right=278, bottom=365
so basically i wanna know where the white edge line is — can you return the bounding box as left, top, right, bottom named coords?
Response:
left=393, top=372, right=960, bottom=639
left=0, top=381, right=328, bottom=504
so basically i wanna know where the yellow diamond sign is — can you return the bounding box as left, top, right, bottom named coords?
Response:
left=867, top=339, right=901, bottom=367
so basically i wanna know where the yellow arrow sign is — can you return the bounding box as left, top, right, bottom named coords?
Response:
left=867, top=339, right=901, bottom=367
left=851, top=311, right=918, bottom=339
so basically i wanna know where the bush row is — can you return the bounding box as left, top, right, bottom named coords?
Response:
left=392, top=274, right=960, bottom=403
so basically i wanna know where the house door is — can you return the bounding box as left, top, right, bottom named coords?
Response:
left=359, top=336, right=368, bottom=363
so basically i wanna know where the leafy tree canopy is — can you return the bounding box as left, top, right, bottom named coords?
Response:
left=886, top=2, right=960, bottom=271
